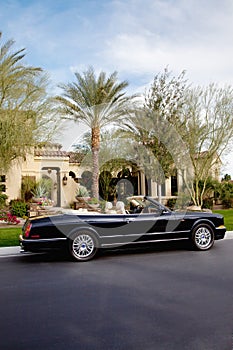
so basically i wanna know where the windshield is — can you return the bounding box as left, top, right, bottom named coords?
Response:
left=127, top=196, right=170, bottom=214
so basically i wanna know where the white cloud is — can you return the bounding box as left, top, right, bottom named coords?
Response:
left=101, top=0, right=233, bottom=86
left=1, top=0, right=233, bottom=174
left=2, top=0, right=233, bottom=87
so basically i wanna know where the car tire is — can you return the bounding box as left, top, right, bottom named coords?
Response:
left=69, top=230, right=98, bottom=261
left=191, top=224, right=214, bottom=251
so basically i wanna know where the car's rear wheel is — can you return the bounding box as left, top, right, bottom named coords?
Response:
left=191, top=224, right=214, bottom=250
left=69, top=230, right=98, bottom=261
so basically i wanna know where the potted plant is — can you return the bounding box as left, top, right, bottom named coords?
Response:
left=40, top=198, right=54, bottom=209
left=75, top=185, right=90, bottom=202
left=87, top=197, right=99, bottom=209
left=31, top=179, right=52, bottom=202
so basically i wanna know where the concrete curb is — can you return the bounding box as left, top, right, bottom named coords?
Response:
left=0, top=231, right=233, bottom=257
left=0, top=246, right=21, bottom=256
left=225, top=231, right=233, bottom=240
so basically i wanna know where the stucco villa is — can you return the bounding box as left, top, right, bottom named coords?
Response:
left=0, top=143, right=221, bottom=208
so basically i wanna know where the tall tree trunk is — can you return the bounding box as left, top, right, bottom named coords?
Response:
left=91, top=126, right=100, bottom=199
left=194, top=179, right=200, bottom=207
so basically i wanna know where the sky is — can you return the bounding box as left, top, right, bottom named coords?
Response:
left=1, top=0, right=233, bottom=176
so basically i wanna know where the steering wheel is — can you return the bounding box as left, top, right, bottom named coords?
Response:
left=133, top=205, right=143, bottom=213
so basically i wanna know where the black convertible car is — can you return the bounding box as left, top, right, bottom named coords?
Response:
left=20, top=196, right=226, bottom=261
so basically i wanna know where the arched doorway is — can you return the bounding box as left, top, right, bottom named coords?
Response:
left=41, top=167, right=61, bottom=206
left=99, top=165, right=139, bottom=202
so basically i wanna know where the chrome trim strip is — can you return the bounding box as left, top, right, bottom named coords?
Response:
left=99, top=230, right=190, bottom=239
left=101, top=233, right=142, bottom=238
left=20, top=237, right=67, bottom=243
left=101, top=237, right=189, bottom=247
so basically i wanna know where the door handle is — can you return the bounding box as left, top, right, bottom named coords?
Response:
left=126, top=218, right=135, bottom=224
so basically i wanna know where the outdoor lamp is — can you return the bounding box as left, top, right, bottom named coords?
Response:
left=62, top=174, right=68, bottom=186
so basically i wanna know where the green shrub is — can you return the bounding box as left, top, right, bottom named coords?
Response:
left=222, top=198, right=233, bottom=209
left=10, top=200, right=28, bottom=217
left=202, top=198, right=214, bottom=209
left=166, top=198, right=177, bottom=209
left=21, top=176, right=36, bottom=202
left=0, top=192, right=8, bottom=208
left=219, top=181, right=233, bottom=208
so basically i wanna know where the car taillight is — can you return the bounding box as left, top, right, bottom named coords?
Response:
left=24, top=222, right=32, bottom=238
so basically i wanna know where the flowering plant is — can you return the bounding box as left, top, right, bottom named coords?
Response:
left=39, top=197, right=54, bottom=207
left=0, top=209, right=20, bottom=225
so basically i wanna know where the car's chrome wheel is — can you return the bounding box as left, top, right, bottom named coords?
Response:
left=69, top=231, right=98, bottom=261
left=192, top=224, right=214, bottom=250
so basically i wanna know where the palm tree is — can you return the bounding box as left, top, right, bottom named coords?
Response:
left=0, top=32, right=58, bottom=172
left=56, top=66, right=135, bottom=198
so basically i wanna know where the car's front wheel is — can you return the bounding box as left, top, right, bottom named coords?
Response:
left=191, top=224, right=214, bottom=250
left=69, top=230, right=98, bottom=261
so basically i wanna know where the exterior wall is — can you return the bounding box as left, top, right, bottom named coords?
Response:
left=61, top=164, right=87, bottom=207
left=210, top=159, right=221, bottom=180
left=5, top=160, right=23, bottom=202
left=2, top=146, right=89, bottom=208
left=22, top=156, right=86, bottom=208
left=165, top=178, right=171, bottom=197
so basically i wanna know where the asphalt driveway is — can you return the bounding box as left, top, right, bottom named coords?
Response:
left=0, top=238, right=233, bottom=350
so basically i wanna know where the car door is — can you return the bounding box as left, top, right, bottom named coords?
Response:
left=86, top=214, right=132, bottom=247
left=123, top=212, right=171, bottom=243
left=122, top=211, right=189, bottom=244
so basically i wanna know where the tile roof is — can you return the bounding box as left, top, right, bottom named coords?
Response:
left=34, top=148, right=85, bottom=163
left=34, top=149, right=69, bottom=157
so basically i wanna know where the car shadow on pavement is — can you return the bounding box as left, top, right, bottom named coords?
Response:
left=99, top=240, right=191, bottom=258
left=18, top=250, right=71, bottom=263
left=17, top=240, right=192, bottom=264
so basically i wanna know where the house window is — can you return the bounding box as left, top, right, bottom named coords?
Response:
left=0, top=175, right=6, bottom=182
left=171, top=175, right=178, bottom=196
left=0, top=175, right=6, bottom=192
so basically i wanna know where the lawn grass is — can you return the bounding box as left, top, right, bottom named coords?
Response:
left=0, top=227, right=22, bottom=247
left=213, top=209, right=233, bottom=231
